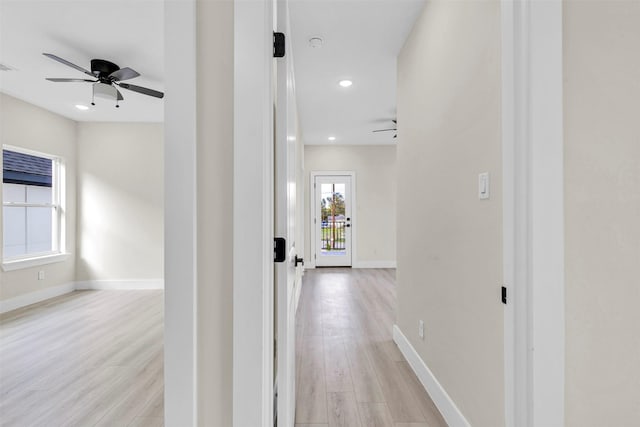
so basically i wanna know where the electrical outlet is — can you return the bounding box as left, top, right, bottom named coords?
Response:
left=38, top=271, right=45, bottom=280
left=418, top=320, right=424, bottom=339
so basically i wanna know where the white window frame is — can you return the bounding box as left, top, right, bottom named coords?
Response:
left=2, top=145, right=67, bottom=271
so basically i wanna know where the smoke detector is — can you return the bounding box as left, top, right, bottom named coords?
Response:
left=308, top=37, right=324, bottom=48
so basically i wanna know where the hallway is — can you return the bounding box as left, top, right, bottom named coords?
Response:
left=295, top=268, right=446, bottom=427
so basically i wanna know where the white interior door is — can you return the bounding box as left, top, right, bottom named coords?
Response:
left=274, top=1, right=299, bottom=425
left=314, top=175, right=353, bottom=267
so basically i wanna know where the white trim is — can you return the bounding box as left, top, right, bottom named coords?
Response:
left=233, top=0, right=275, bottom=425
left=352, top=260, right=396, bottom=269
left=2, top=144, right=66, bottom=263
left=2, top=253, right=69, bottom=271
left=0, top=282, right=75, bottom=314
left=75, top=279, right=164, bottom=290
left=528, top=2, right=565, bottom=426
left=309, top=171, right=356, bottom=268
left=0, top=279, right=164, bottom=314
left=502, top=1, right=565, bottom=426
left=501, top=1, right=525, bottom=425
left=164, top=0, right=198, bottom=425
left=393, top=325, right=471, bottom=427
left=294, top=274, right=303, bottom=313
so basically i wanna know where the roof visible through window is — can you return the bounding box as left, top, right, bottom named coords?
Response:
left=2, top=149, right=52, bottom=187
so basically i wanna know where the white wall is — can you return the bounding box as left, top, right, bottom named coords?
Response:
left=396, top=2, right=504, bottom=426
left=0, top=93, right=77, bottom=300
left=75, top=122, right=163, bottom=283
left=304, top=144, right=396, bottom=267
left=564, top=1, right=640, bottom=425
left=195, top=0, right=233, bottom=424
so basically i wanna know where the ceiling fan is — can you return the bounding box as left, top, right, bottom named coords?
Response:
left=373, top=119, right=397, bottom=139
left=43, top=53, right=164, bottom=108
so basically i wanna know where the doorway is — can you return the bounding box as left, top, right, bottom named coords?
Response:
left=311, top=173, right=354, bottom=267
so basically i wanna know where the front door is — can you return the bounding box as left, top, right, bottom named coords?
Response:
left=314, top=175, right=353, bottom=267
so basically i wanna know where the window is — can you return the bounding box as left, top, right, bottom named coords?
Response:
left=2, top=146, right=65, bottom=265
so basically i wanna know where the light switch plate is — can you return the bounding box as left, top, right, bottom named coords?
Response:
left=479, top=172, right=490, bottom=199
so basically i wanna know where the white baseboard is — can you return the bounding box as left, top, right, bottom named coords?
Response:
left=0, top=282, right=76, bottom=314
left=393, top=325, right=471, bottom=427
left=294, top=276, right=303, bottom=314
left=75, top=279, right=164, bottom=290
left=352, top=260, right=396, bottom=269
left=1, top=279, right=164, bottom=314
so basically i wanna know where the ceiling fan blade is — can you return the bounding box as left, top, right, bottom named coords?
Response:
left=117, top=83, right=164, bottom=99
left=109, top=67, right=140, bottom=81
left=373, top=128, right=397, bottom=133
left=46, top=78, right=96, bottom=82
left=43, top=53, right=94, bottom=77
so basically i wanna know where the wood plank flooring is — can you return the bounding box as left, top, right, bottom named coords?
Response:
left=1, top=268, right=445, bottom=427
left=295, top=268, right=447, bottom=427
left=0, top=290, right=164, bottom=427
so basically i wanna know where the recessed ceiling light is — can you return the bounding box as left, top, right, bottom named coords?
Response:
left=339, top=80, right=353, bottom=88
left=309, top=37, right=324, bottom=48
left=75, top=104, right=89, bottom=111
left=328, top=136, right=336, bottom=141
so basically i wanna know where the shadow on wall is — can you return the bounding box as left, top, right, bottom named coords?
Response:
left=76, top=173, right=164, bottom=281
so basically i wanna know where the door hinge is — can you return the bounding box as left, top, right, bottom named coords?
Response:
left=501, top=285, right=507, bottom=305
left=274, top=237, right=286, bottom=262
left=274, top=32, right=285, bottom=58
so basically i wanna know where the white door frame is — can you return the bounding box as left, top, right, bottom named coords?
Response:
left=233, top=0, right=276, bottom=426
left=164, top=0, right=197, bottom=424
left=308, top=171, right=356, bottom=269
left=502, top=1, right=565, bottom=426
left=275, top=0, right=299, bottom=423
left=165, top=0, right=276, bottom=425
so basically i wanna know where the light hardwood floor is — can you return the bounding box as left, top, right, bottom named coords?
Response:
left=1, top=269, right=445, bottom=427
left=295, top=268, right=447, bottom=427
left=0, top=290, right=163, bottom=427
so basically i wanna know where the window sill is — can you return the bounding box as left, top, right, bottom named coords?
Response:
left=2, top=253, right=70, bottom=272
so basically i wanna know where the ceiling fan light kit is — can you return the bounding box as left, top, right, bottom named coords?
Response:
left=43, top=53, right=164, bottom=109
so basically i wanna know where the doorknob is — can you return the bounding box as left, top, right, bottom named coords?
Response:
left=295, top=256, right=304, bottom=267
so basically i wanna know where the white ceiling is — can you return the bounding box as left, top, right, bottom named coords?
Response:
left=0, top=0, right=421, bottom=130
left=0, top=0, right=164, bottom=122
left=289, top=0, right=424, bottom=145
